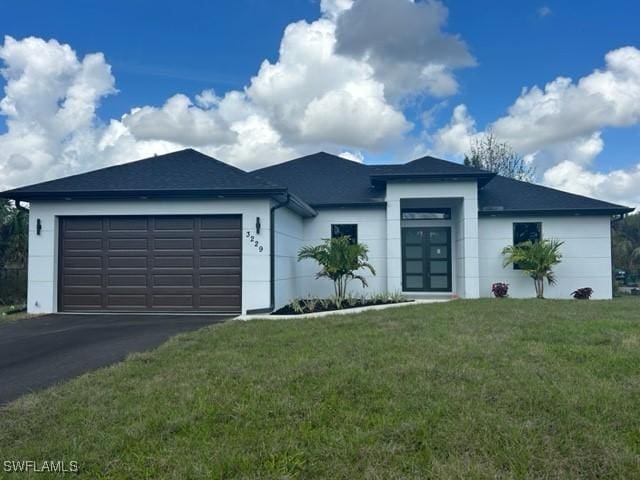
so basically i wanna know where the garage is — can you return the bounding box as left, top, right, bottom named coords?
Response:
left=58, top=215, right=242, bottom=313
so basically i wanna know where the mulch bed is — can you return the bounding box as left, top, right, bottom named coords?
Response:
left=272, top=298, right=412, bottom=315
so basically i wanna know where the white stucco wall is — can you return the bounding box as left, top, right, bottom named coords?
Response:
left=295, top=207, right=388, bottom=300
left=27, top=198, right=272, bottom=314
left=385, top=181, right=480, bottom=298
left=478, top=215, right=614, bottom=299
left=273, top=206, right=304, bottom=309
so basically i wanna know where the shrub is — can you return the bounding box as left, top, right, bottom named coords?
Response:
left=502, top=239, right=564, bottom=299
left=298, top=236, right=375, bottom=305
left=491, top=282, right=509, bottom=298
left=571, top=287, right=593, bottom=300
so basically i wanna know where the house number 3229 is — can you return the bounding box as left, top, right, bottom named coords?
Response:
left=246, top=231, right=264, bottom=252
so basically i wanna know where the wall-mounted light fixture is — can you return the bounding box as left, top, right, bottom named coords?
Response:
left=256, top=216, right=261, bottom=234
left=36, top=218, right=42, bottom=235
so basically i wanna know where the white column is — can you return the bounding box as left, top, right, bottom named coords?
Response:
left=386, top=199, right=402, bottom=293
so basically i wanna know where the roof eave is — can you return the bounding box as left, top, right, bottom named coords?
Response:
left=284, top=192, right=317, bottom=217
left=310, top=201, right=387, bottom=209
left=370, top=172, right=496, bottom=187
left=0, top=187, right=288, bottom=202
left=478, top=207, right=635, bottom=217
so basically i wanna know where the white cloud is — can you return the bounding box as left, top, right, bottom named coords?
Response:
left=320, top=0, right=353, bottom=19
left=0, top=36, right=115, bottom=188
left=430, top=47, right=640, bottom=207
left=0, top=0, right=472, bottom=189
left=432, top=104, right=480, bottom=156
left=490, top=47, right=640, bottom=154
left=338, top=150, right=364, bottom=162
left=537, top=6, right=552, bottom=18
left=122, top=93, right=235, bottom=146
left=334, top=0, right=475, bottom=98
left=544, top=161, right=640, bottom=208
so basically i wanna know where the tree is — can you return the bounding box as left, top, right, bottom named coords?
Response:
left=298, top=236, right=375, bottom=304
left=612, top=213, right=640, bottom=281
left=0, top=200, right=28, bottom=267
left=464, top=132, right=536, bottom=182
left=502, top=239, right=564, bottom=299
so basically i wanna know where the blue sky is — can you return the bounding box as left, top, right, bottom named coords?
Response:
left=1, top=0, right=639, bottom=205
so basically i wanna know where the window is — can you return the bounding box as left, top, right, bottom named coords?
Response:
left=512, top=222, right=542, bottom=270
left=513, top=222, right=542, bottom=245
left=331, top=224, right=357, bottom=244
left=401, top=208, right=451, bottom=220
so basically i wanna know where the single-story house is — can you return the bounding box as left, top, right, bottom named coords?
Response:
left=1, top=149, right=633, bottom=315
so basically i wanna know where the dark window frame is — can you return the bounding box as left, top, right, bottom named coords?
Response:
left=512, top=222, right=542, bottom=270
left=331, top=224, right=358, bottom=244
left=401, top=208, right=452, bottom=220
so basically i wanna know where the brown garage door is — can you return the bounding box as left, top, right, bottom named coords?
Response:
left=58, top=215, right=242, bottom=313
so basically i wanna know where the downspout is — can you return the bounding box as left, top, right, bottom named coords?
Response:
left=269, top=193, right=291, bottom=310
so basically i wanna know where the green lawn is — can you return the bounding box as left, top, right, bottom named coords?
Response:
left=1, top=298, right=639, bottom=479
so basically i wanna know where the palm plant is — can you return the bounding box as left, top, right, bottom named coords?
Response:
left=298, top=236, right=375, bottom=305
left=502, top=239, right=564, bottom=299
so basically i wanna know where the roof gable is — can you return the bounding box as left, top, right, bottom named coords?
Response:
left=2, top=149, right=285, bottom=200
left=253, top=152, right=385, bottom=207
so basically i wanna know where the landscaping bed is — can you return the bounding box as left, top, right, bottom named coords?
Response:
left=272, top=295, right=412, bottom=315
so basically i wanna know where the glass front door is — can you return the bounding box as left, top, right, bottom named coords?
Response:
left=402, top=227, right=452, bottom=292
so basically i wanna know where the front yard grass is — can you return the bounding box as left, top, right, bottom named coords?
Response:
left=1, top=298, right=639, bottom=479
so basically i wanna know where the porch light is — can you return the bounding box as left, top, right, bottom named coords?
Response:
left=256, top=216, right=261, bottom=234
left=37, top=218, right=42, bottom=235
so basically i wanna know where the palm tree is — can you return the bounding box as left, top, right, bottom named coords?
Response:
left=298, top=236, right=375, bottom=305
left=502, top=239, right=564, bottom=299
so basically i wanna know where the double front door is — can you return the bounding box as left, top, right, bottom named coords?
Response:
left=402, top=227, right=451, bottom=292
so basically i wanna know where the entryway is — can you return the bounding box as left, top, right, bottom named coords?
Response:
left=401, top=226, right=452, bottom=292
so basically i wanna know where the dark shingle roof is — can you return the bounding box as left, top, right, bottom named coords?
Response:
left=255, top=152, right=632, bottom=214
left=2, top=149, right=285, bottom=200
left=1, top=148, right=632, bottom=216
left=370, top=155, right=495, bottom=186
left=253, top=152, right=386, bottom=207
left=478, top=175, right=633, bottom=215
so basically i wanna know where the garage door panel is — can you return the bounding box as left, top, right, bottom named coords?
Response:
left=201, top=216, right=241, bottom=229
left=153, top=217, right=195, bottom=231
left=200, top=256, right=241, bottom=268
left=153, top=256, right=194, bottom=268
left=64, top=238, right=103, bottom=251
left=59, top=215, right=242, bottom=312
left=108, top=256, right=148, bottom=268
left=199, top=267, right=241, bottom=276
left=200, top=238, right=241, bottom=249
left=152, top=294, right=195, bottom=307
left=107, top=274, right=148, bottom=287
left=64, top=274, right=102, bottom=287
left=108, top=218, right=149, bottom=231
left=200, top=294, right=241, bottom=307
left=154, top=238, right=194, bottom=250
left=63, top=218, right=103, bottom=232
left=62, top=294, right=103, bottom=308
left=200, top=274, right=241, bottom=286
left=108, top=238, right=149, bottom=251
left=199, top=249, right=242, bottom=257
left=106, top=294, right=147, bottom=308
left=64, top=256, right=103, bottom=268
left=153, top=274, right=194, bottom=286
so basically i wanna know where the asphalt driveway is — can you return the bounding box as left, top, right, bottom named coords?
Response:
left=0, top=313, right=229, bottom=404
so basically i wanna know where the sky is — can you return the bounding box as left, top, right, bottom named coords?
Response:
left=0, top=0, right=639, bottom=207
